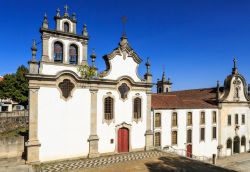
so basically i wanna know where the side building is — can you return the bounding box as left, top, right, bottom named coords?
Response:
left=151, top=61, right=250, bottom=158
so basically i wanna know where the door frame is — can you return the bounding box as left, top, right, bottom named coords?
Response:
left=115, top=122, right=132, bottom=153
left=233, top=136, right=240, bottom=154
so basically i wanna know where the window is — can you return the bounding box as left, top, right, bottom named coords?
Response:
left=212, top=111, right=217, bottom=124
left=155, top=113, right=161, bottom=128
left=104, top=97, right=114, bottom=120
left=200, top=112, right=205, bottom=125
left=133, top=97, right=141, bottom=119
left=227, top=138, right=232, bottom=149
left=64, top=22, right=69, bottom=32
left=235, top=114, right=238, bottom=125
left=187, top=112, right=192, bottom=126
left=58, top=79, right=75, bottom=99
left=187, top=129, right=192, bottom=143
left=212, top=127, right=216, bottom=139
left=200, top=128, right=205, bottom=141
left=69, top=44, right=78, bottom=64
left=54, top=42, right=63, bottom=62
left=242, top=114, right=245, bottom=125
left=155, top=132, right=161, bottom=147
left=228, top=115, right=231, bottom=126
left=172, top=112, right=178, bottom=127
left=172, top=131, right=177, bottom=145
left=241, top=136, right=246, bottom=146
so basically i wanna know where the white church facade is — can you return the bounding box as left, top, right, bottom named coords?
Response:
left=25, top=7, right=250, bottom=164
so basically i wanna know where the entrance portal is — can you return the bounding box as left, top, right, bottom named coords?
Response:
left=186, top=144, right=192, bottom=158
left=233, top=136, right=240, bottom=154
left=118, top=127, right=129, bottom=153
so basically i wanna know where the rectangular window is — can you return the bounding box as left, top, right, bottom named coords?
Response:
left=187, top=112, right=192, bottom=126
left=200, top=112, right=205, bottom=125
left=200, top=128, right=205, bottom=141
left=228, top=115, right=231, bottom=126
left=172, top=112, right=178, bottom=127
left=172, top=131, right=178, bottom=145
left=235, top=114, right=238, bottom=125
left=155, top=113, right=161, bottom=128
left=187, top=129, right=192, bottom=143
left=212, top=127, right=216, bottom=139
left=155, top=132, right=161, bottom=147
left=212, top=111, right=216, bottom=124
left=242, top=114, right=245, bottom=125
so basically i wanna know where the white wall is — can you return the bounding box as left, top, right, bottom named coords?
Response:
left=219, top=104, right=250, bottom=157
left=38, top=87, right=91, bottom=161
left=97, top=89, right=147, bottom=154
left=103, top=54, right=141, bottom=82
left=153, top=109, right=218, bottom=158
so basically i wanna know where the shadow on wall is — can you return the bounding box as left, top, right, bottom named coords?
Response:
left=145, top=156, right=236, bottom=172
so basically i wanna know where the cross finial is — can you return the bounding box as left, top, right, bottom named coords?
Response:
left=121, top=16, right=127, bottom=38
left=232, top=57, right=238, bottom=74
left=233, top=57, right=237, bottom=68
left=162, top=65, right=166, bottom=82
left=64, top=4, right=69, bottom=13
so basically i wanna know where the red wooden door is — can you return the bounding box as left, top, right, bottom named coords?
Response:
left=186, top=144, right=192, bottom=158
left=118, top=128, right=129, bottom=153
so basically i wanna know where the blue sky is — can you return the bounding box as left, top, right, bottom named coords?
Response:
left=0, top=0, right=249, bottom=91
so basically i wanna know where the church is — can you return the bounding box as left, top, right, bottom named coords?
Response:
left=25, top=6, right=250, bottom=164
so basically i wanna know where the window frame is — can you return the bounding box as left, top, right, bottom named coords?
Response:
left=200, top=127, right=205, bottom=142
left=235, top=114, right=239, bottom=125
left=242, top=114, right=245, bottom=125
left=212, top=111, right=217, bottom=124
left=200, top=111, right=206, bottom=125
left=172, top=112, right=178, bottom=127
left=53, top=41, right=64, bottom=63
left=212, top=126, right=217, bottom=139
left=63, top=22, right=70, bottom=32
left=187, top=112, right=192, bottom=126
left=155, top=113, right=161, bottom=128
left=69, top=44, right=78, bottom=64
left=132, top=96, right=142, bottom=122
left=171, top=130, right=178, bottom=145
left=103, top=94, right=115, bottom=124
left=228, top=115, right=231, bottom=126
left=155, top=132, right=161, bottom=147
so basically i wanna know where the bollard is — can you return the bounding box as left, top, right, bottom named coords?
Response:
left=212, top=154, right=216, bottom=164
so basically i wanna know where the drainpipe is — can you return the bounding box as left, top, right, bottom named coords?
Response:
left=152, top=108, right=155, bottom=147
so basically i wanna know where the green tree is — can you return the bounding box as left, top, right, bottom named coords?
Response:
left=0, top=65, right=29, bottom=106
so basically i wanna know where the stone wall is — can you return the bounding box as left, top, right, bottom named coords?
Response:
left=0, top=110, right=28, bottom=133
left=0, top=136, right=25, bottom=159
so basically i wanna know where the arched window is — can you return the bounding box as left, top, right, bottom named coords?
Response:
left=241, top=136, right=246, bottom=146
left=104, top=97, right=113, bottom=120
left=54, top=42, right=63, bottom=62
left=227, top=138, right=232, bottom=149
left=69, top=44, right=78, bottom=64
left=64, top=22, right=69, bottom=32
left=172, top=112, right=178, bottom=127
left=155, top=113, right=161, bottom=128
left=187, top=129, right=192, bottom=143
left=133, top=97, right=141, bottom=119
left=200, top=112, right=205, bottom=125
left=155, top=132, right=161, bottom=147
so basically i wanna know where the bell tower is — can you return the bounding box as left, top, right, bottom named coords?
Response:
left=39, top=5, right=89, bottom=75
left=157, top=70, right=172, bottom=93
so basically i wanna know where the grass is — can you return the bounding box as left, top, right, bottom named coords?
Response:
left=0, top=127, right=28, bottom=138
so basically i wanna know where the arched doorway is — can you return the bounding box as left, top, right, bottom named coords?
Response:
left=118, top=127, right=129, bottom=153
left=241, top=136, right=246, bottom=152
left=233, top=136, right=240, bottom=154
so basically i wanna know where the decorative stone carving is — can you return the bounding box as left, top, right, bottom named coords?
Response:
left=58, top=79, right=75, bottom=99
left=118, top=83, right=130, bottom=100
left=233, top=77, right=241, bottom=101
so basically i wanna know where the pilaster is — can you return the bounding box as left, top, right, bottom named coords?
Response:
left=145, top=91, right=154, bottom=150
left=26, top=86, right=41, bottom=164
left=81, top=40, right=88, bottom=65
left=41, top=35, right=50, bottom=62
left=28, top=61, right=39, bottom=74
left=88, top=88, right=99, bottom=158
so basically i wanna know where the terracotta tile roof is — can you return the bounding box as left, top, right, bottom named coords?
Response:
left=151, top=88, right=219, bottom=109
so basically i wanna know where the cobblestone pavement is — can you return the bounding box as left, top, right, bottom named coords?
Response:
left=39, top=150, right=168, bottom=172
left=216, top=153, right=250, bottom=172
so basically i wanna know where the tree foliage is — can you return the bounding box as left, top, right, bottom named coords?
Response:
left=0, top=65, right=29, bottom=105
left=77, top=65, right=97, bottom=79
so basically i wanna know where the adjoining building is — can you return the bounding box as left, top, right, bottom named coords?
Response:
left=25, top=6, right=250, bottom=164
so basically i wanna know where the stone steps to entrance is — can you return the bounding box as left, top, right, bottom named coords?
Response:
left=39, top=150, right=168, bottom=172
